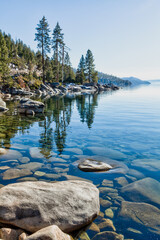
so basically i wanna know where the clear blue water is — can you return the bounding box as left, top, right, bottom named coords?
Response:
left=0, top=82, right=160, bottom=239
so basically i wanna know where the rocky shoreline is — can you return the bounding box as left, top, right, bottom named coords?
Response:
left=0, top=83, right=120, bottom=114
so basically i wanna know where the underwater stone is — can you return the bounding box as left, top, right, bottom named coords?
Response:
left=119, top=201, right=160, bottom=234
left=92, top=231, right=124, bottom=240
left=3, top=168, right=32, bottom=180
left=121, top=177, right=160, bottom=207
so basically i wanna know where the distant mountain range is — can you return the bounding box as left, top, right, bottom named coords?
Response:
left=98, top=72, right=131, bottom=87
left=122, top=77, right=151, bottom=86
left=98, top=74, right=151, bottom=87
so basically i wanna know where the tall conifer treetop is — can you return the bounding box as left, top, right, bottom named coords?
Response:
left=52, top=22, right=64, bottom=82
left=85, top=49, right=97, bottom=83
left=76, top=55, right=86, bottom=84
left=35, top=16, right=51, bottom=53
left=35, top=16, right=51, bottom=82
left=52, top=22, right=64, bottom=48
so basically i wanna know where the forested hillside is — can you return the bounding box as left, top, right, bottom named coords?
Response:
left=0, top=16, right=128, bottom=90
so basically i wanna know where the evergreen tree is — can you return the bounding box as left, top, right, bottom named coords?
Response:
left=36, top=50, right=42, bottom=70
left=64, top=52, right=71, bottom=80
left=52, top=22, right=64, bottom=82
left=45, top=56, right=54, bottom=82
left=0, top=32, right=9, bottom=83
left=63, top=52, right=75, bottom=83
left=35, top=16, right=51, bottom=83
left=85, top=49, right=98, bottom=83
left=76, top=55, right=86, bottom=84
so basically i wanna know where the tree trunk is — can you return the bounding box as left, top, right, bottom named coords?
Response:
left=42, top=36, right=45, bottom=83
left=61, top=45, right=64, bottom=83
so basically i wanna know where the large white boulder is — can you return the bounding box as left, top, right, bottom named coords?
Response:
left=0, top=180, right=99, bottom=233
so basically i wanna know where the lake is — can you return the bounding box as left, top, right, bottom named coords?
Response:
left=0, top=81, right=160, bottom=240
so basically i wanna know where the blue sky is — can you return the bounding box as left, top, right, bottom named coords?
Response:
left=0, top=0, right=160, bottom=79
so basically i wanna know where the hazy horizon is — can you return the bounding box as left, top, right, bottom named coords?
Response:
left=0, top=0, right=160, bottom=80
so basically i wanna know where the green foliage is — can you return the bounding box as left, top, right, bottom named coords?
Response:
left=35, top=16, right=51, bottom=54
left=35, top=16, right=51, bottom=82
left=0, top=31, right=9, bottom=83
left=63, top=52, right=75, bottom=83
left=0, top=21, right=98, bottom=89
left=52, top=22, right=64, bottom=82
left=52, top=22, right=64, bottom=61
left=85, top=49, right=97, bottom=83
left=76, top=55, right=86, bottom=84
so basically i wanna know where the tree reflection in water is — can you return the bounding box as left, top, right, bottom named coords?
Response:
left=76, top=94, right=98, bottom=129
left=0, top=93, right=98, bottom=156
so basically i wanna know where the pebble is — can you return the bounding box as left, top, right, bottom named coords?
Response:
left=105, top=208, right=114, bottom=218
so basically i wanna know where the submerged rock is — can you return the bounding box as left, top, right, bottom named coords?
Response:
left=102, top=179, right=114, bottom=187
left=78, top=159, right=112, bottom=172
left=97, top=218, right=116, bottom=231
left=92, top=231, right=124, bottom=240
left=0, top=180, right=99, bottom=233
left=64, top=147, right=83, bottom=155
left=88, top=222, right=100, bottom=233
left=105, top=208, right=114, bottom=219
left=86, top=147, right=126, bottom=160
left=17, top=162, right=43, bottom=171
left=29, top=147, right=44, bottom=159
left=3, top=168, right=32, bottom=180
left=19, top=157, right=30, bottom=163
left=100, top=198, right=112, bottom=208
left=115, top=177, right=128, bottom=187
left=0, top=149, right=22, bottom=160
left=131, top=158, right=160, bottom=172
left=64, top=175, right=92, bottom=183
left=121, top=177, right=160, bottom=207
left=119, top=201, right=160, bottom=234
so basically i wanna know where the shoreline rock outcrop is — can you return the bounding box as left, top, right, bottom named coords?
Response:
left=0, top=98, right=8, bottom=112
left=18, top=98, right=44, bottom=114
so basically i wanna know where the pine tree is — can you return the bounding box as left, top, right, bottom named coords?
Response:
left=85, top=49, right=98, bottom=83
left=76, top=55, right=86, bottom=84
left=52, top=22, right=64, bottom=82
left=64, top=52, right=71, bottom=80
left=0, top=32, right=9, bottom=83
left=45, top=56, right=54, bottom=82
left=35, top=16, right=51, bottom=83
left=63, top=52, right=75, bottom=83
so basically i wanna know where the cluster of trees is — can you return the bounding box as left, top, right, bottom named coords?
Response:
left=0, top=16, right=98, bottom=87
left=0, top=31, right=10, bottom=83
left=35, top=16, right=98, bottom=84
left=35, top=16, right=75, bottom=83
left=76, top=50, right=98, bottom=84
left=0, top=30, right=40, bottom=86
